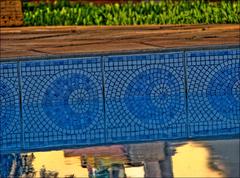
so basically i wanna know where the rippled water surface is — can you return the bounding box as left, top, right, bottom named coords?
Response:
left=1, top=139, right=239, bottom=178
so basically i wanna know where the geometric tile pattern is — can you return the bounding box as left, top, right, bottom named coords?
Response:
left=0, top=48, right=239, bottom=152
left=104, top=52, right=187, bottom=142
left=186, top=48, right=240, bottom=137
left=0, top=62, right=21, bottom=151
left=20, top=57, right=105, bottom=149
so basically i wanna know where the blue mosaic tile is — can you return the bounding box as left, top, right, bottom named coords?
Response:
left=0, top=62, right=21, bottom=151
left=21, top=57, right=105, bottom=149
left=186, top=48, right=240, bottom=137
left=104, top=52, right=187, bottom=143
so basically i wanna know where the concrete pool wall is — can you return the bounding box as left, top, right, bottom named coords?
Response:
left=1, top=46, right=239, bottom=153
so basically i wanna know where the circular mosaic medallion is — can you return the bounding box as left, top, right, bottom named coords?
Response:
left=42, top=72, right=100, bottom=130
left=124, top=67, right=184, bottom=125
left=0, top=80, right=18, bottom=133
left=207, top=64, right=240, bottom=118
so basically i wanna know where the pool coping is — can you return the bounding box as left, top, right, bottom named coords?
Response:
left=0, top=44, right=239, bottom=62
left=1, top=24, right=239, bottom=62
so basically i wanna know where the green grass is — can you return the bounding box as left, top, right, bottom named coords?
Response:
left=23, top=0, right=240, bottom=26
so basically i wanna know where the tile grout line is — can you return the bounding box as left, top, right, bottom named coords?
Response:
left=100, top=56, right=107, bottom=144
left=17, top=61, right=24, bottom=151
left=183, top=51, right=190, bottom=139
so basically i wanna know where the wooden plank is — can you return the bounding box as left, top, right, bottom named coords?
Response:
left=0, top=25, right=239, bottom=59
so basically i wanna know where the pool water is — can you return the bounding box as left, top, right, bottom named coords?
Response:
left=1, top=139, right=239, bottom=178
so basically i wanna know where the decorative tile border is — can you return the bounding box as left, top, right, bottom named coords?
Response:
left=0, top=48, right=239, bottom=152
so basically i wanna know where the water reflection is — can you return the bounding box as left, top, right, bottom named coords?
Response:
left=1, top=139, right=239, bottom=178
left=172, top=142, right=224, bottom=178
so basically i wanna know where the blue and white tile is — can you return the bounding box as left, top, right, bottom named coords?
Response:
left=104, top=52, right=187, bottom=143
left=21, top=57, right=105, bottom=149
left=186, top=48, right=240, bottom=137
left=0, top=62, right=21, bottom=152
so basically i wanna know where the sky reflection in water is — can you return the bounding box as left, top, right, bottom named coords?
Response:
left=1, top=139, right=239, bottom=178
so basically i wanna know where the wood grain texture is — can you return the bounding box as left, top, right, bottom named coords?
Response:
left=0, top=24, right=239, bottom=59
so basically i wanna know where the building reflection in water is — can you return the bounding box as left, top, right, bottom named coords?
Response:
left=1, top=140, right=236, bottom=178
